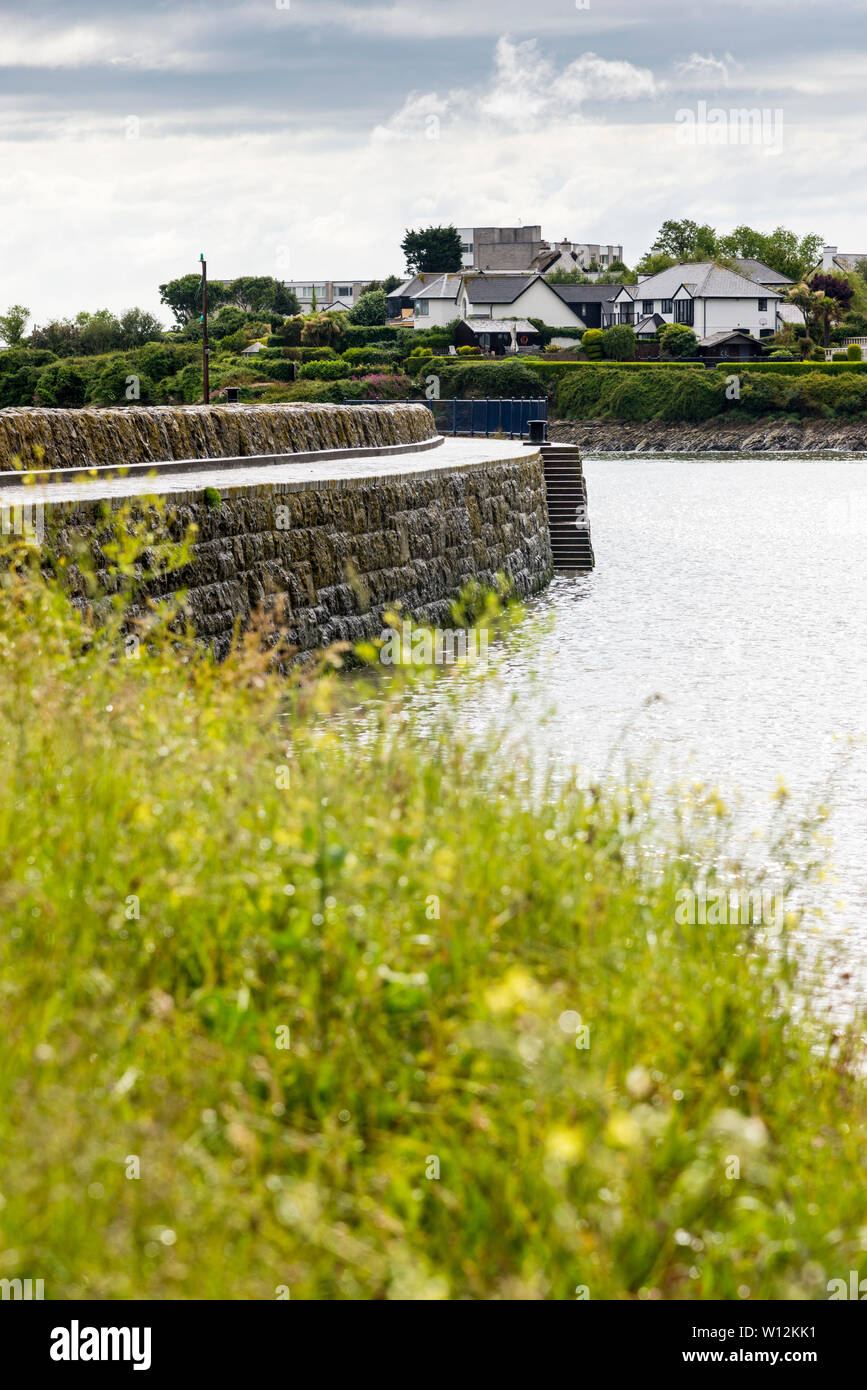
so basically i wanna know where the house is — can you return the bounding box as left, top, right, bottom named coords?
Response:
left=549, top=283, right=625, bottom=330
left=633, top=313, right=666, bottom=341
left=386, top=273, right=443, bottom=321
left=817, top=245, right=867, bottom=274
left=697, top=330, right=769, bottom=360
left=455, top=318, right=542, bottom=355
left=282, top=279, right=374, bottom=311
left=732, top=258, right=794, bottom=290
left=620, top=262, right=784, bottom=339
left=412, top=271, right=585, bottom=331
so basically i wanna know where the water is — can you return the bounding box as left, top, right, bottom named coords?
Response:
left=400, top=452, right=867, bottom=1009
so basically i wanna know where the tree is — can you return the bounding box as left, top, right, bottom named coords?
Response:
left=717, top=225, right=824, bottom=281
left=349, top=289, right=387, bottom=326
left=0, top=304, right=30, bottom=346
left=634, top=250, right=677, bottom=277
left=117, top=307, right=165, bottom=348
left=651, top=220, right=719, bottom=261
left=28, top=318, right=80, bottom=356
left=159, top=274, right=209, bottom=326
left=401, top=225, right=463, bottom=275
left=75, top=309, right=122, bottom=356
left=658, top=323, right=698, bottom=358
left=804, top=272, right=854, bottom=347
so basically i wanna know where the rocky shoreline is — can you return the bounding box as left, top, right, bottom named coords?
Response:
left=549, top=417, right=867, bottom=453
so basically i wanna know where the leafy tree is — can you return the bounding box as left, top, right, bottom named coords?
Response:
left=401, top=225, right=463, bottom=275
left=804, top=272, right=854, bottom=347
left=651, top=220, right=719, bottom=261
left=0, top=304, right=30, bottom=347
left=28, top=319, right=81, bottom=356
left=227, top=276, right=297, bottom=315
left=658, top=323, right=699, bottom=358
left=717, top=225, right=824, bottom=281
left=159, top=274, right=210, bottom=326
left=210, top=306, right=247, bottom=340
left=75, top=310, right=122, bottom=356
left=634, top=250, right=677, bottom=277
left=349, top=289, right=387, bottom=326
left=117, top=307, right=165, bottom=348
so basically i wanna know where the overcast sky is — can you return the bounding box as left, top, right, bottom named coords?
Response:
left=1, top=0, right=866, bottom=324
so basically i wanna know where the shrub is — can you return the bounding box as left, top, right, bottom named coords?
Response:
left=424, top=359, right=545, bottom=399
left=348, top=289, right=388, bottom=327
left=600, top=325, right=637, bottom=361
left=847, top=344, right=863, bottom=361
left=832, top=352, right=848, bottom=362
left=457, top=345, right=481, bottom=356
left=86, top=360, right=156, bottom=406
left=0, top=362, right=40, bottom=407
left=34, top=361, right=87, bottom=407
left=340, top=347, right=396, bottom=367
left=658, top=323, right=699, bottom=359
left=203, top=487, right=221, bottom=508
left=581, top=328, right=604, bottom=360
left=297, top=360, right=353, bottom=381
left=767, top=349, right=797, bottom=361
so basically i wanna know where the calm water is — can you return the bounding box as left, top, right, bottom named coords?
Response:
left=400, top=453, right=867, bottom=1009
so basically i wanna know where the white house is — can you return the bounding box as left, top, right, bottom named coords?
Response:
left=412, top=271, right=585, bottom=331
left=619, top=263, right=785, bottom=341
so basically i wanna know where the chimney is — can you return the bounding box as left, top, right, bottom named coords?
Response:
left=822, top=245, right=838, bottom=270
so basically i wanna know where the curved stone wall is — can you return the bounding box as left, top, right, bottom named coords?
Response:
left=34, top=446, right=553, bottom=658
left=0, top=403, right=435, bottom=473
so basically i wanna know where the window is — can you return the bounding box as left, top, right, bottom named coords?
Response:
left=619, top=307, right=634, bottom=325
left=414, top=300, right=429, bottom=316
left=674, top=298, right=694, bottom=325
left=758, top=298, right=768, bottom=312
left=661, top=299, right=673, bottom=314
left=642, top=300, right=654, bottom=316
left=337, top=286, right=352, bottom=297
left=461, top=243, right=472, bottom=253
left=759, top=328, right=774, bottom=338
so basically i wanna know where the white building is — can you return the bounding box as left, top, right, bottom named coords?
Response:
left=615, top=262, right=785, bottom=340
left=412, top=271, right=585, bottom=331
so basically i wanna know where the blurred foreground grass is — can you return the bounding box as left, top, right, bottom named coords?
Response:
left=0, top=505, right=865, bottom=1301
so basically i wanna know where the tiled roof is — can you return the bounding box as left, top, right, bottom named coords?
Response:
left=413, top=273, right=463, bottom=301
left=463, top=274, right=536, bottom=303
left=462, top=318, right=539, bottom=335
left=551, top=283, right=624, bottom=304
left=629, top=262, right=783, bottom=301
left=733, top=258, right=793, bottom=285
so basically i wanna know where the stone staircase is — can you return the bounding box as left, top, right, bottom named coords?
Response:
left=539, top=442, right=595, bottom=572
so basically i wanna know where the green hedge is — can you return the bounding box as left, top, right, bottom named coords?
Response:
left=553, top=364, right=867, bottom=422
left=718, top=360, right=867, bottom=375
left=415, top=358, right=545, bottom=399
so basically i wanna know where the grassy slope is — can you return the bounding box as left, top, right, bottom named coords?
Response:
left=0, top=521, right=864, bottom=1300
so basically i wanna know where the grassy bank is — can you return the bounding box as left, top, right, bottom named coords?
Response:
left=0, top=518, right=864, bottom=1300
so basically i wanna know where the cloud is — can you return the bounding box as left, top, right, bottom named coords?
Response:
left=675, top=52, right=741, bottom=88
left=373, top=38, right=660, bottom=142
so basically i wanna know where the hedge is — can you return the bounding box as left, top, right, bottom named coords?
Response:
left=553, top=364, right=867, bottom=422
left=415, top=359, right=545, bottom=399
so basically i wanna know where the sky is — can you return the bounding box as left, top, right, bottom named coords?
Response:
left=1, top=0, right=866, bottom=325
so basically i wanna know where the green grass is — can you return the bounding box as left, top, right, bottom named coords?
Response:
left=0, top=515, right=864, bottom=1300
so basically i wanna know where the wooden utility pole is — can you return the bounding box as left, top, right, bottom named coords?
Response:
left=200, top=252, right=209, bottom=403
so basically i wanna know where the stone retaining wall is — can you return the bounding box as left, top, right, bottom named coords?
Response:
left=43, top=452, right=553, bottom=658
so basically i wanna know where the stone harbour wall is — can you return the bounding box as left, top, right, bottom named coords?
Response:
left=44, top=451, right=553, bottom=658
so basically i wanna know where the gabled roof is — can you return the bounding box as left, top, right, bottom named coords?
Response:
left=698, top=329, right=764, bottom=348
left=732, top=258, right=793, bottom=285
left=551, top=283, right=624, bottom=304
left=413, top=273, right=463, bottom=301
left=625, top=262, right=783, bottom=301
left=388, top=272, right=442, bottom=299
left=633, top=313, right=666, bottom=335
left=462, top=273, right=537, bottom=303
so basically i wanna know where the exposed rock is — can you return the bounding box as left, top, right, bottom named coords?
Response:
left=550, top=417, right=867, bottom=453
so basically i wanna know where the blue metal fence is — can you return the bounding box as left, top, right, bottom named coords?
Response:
left=342, top=398, right=547, bottom=439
